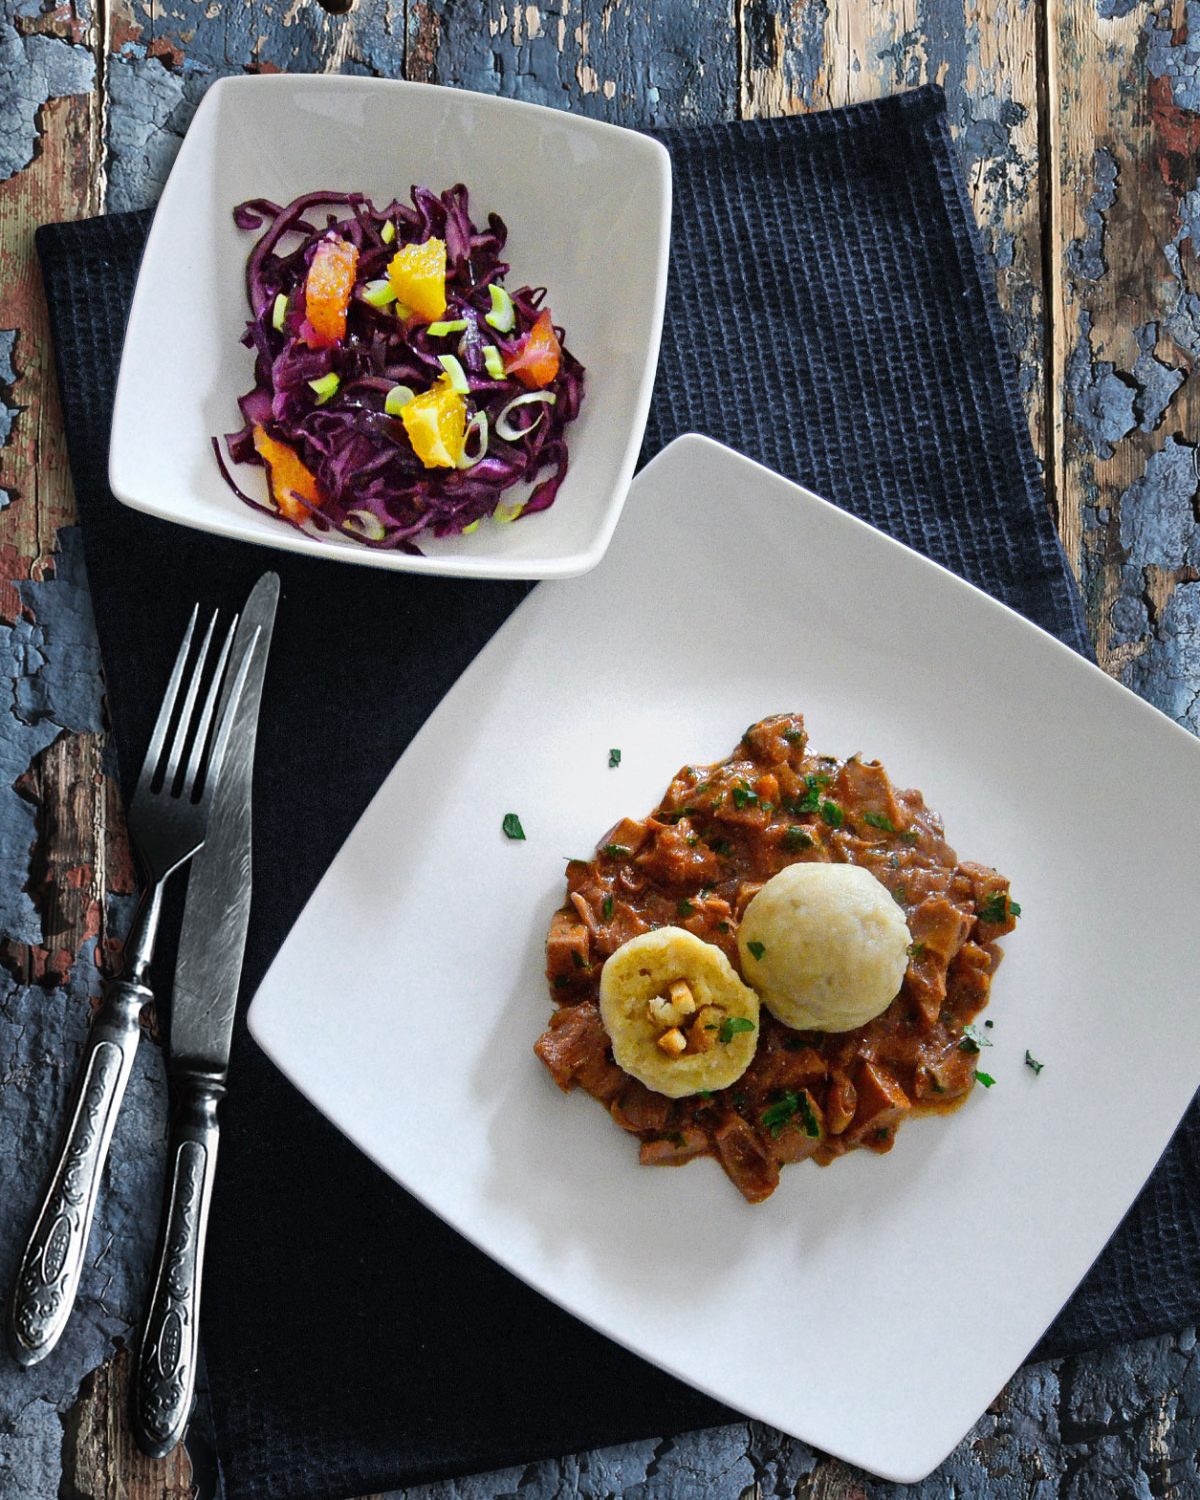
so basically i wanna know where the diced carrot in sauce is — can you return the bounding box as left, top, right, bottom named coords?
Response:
left=301, top=237, right=359, bottom=348
left=251, top=425, right=324, bottom=523
left=505, top=309, right=561, bottom=389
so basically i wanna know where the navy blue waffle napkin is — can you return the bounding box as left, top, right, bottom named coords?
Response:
left=36, top=84, right=1199, bottom=1500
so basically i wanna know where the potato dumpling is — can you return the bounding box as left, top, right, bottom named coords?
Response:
left=598, top=928, right=760, bottom=1098
left=738, top=864, right=910, bottom=1032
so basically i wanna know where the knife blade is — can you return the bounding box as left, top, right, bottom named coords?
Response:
left=132, top=570, right=279, bottom=1460
left=168, top=569, right=279, bottom=1073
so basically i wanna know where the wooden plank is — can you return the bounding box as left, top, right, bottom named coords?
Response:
left=738, top=0, right=1046, bottom=461
left=1052, top=0, right=1200, bottom=731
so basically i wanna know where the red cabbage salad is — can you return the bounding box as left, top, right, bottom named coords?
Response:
left=216, top=186, right=585, bottom=552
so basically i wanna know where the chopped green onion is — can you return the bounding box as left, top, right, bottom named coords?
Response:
left=493, top=498, right=525, bottom=524
left=362, top=278, right=397, bottom=308
left=462, top=519, right=481, bottom=534
left=495, top=391, right=556, bottom=442
left=437, top=354, right=470, bottom=394
left=457, top=411, right=489, bottom=470
left=380, top=220, right=395, bottom=244
left=502, top=813, right=525, bottom=841
left=718, top=1016, right=755, bottom=1044
left=485, top=283, right=516, bottom=332
left=483, top=345, right=507, bottom=380
left=384, top=384, right=415, bottom=417
left=342, top=509, right=386, bottom=542
left=271, top=292, right=288, bottom=332
left=308, top=373, right=340, bottom=405
left=746, top=940, right=766, bottom=960
left=427, top=318, right=468, bottom=337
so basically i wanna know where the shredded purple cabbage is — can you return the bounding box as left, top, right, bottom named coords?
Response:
left=218, top=186, right=585, bottom=552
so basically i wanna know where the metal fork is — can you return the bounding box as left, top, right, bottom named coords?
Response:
left=7, top=607, right=256, bottom=1368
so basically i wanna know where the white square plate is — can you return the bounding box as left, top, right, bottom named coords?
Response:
left=110, top=75, right=670, bottom=578
left=249, top=435, right=1200, bottom=1481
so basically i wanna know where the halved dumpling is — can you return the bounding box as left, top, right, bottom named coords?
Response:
left=599, top=927, right=759, bottom=1098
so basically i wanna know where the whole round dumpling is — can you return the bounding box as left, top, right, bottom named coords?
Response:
left=738, top=864, right=910, bottom=1032
left=599, top=927, right=760, bottom=1098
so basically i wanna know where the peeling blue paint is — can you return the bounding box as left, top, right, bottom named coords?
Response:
left=1110, top=593, right=1151, bottom=646
left=877, top=26, right=925, bottom=88
left=1118, top=436, right=1200, bottom=573
left=1067, top=310, right=1138, bottom=458
left=1065, top=147, right=1117, bottom=281
left=1097, top=0, right=1140, bottom=17
left=1132, top=322, right=1185, bottom=431
left=0, top=944, right=168, bottom=1499
left=0, top=329, right=16, bottom=449
left=1124, top=581, right=1200, bottom=732
left=0, top=22, right=96, bottom=184
left=1147, top=0, right=1200, bottom=112
left=0, top=529, right=103, bottom=948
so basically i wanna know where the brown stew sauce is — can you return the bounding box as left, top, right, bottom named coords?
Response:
left=534, top=714, right=1018, bottom=1203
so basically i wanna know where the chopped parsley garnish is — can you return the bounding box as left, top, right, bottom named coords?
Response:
left=958, top=1023, right=993, bottom=1055
left=608, top=747, right=621, bottom=768
left=698, top=1089, right=714, bottom=1100
left=783, top=728, right=804, bottom=743
left=686, top=835, right=699, bottom=846
left=571, top=950, right=588, bottom=970
left=553, top=975, right=570, bottom=989
left=1025, top=1050, right=1044, bottom=1075
left=783, top=826, right=814, bottom=851
left=677, top=899, right=695, bottom=917
left=979, top=891, right=1020, bottom=923
left=907, top=941, right=926, bottom=958
left=601, top=896, right=614, bottom=921
left=717, top=920, right=731, bottom=933
left=731, top=780, right=759, bottom=810
left=718, top=1016, right=756, bottom=1044
left=502, top=813, right=525, bottom=840
left=797, top=1093, right=821, bottom=1138
left=601, top=843, right=629, bottom=858
left=746, top=940, right=766, bottom=961
left=975, top=1070, right=996, bottom=1088
left=820, top=799, right=844, bottom=827
left=862, top=811, right=896, bottom=832
left=760, top=1091, right=799, bottom=1137
left=709, top=838, right=734, bottom=856
left=899, top=830, right=919, bottom=844
left=984, top=1019, right=994, bottom=1028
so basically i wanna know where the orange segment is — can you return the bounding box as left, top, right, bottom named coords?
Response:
left=302, top=236, right=359, bottom=348
left=251, top=425, right=324, bottom=522
left=400, top=376, right=466, bottom=468
left=504, top=308, right=561, bottom=389
left=386, top=237, right=448, bottom=323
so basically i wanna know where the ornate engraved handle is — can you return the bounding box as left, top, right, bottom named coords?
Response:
left=132, top=1075, right=222, bottom=1459
left=7, top=979, right=149, bottom=1367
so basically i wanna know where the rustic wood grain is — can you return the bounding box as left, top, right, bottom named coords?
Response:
left=1052, top=0, right=1199, bottom=726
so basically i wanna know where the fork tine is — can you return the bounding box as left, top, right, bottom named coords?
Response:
left=135, top=605, right=198, bottom=796
left=180, top=613, right=238, bottom=800
left=162, top=610, right=218, bottom=793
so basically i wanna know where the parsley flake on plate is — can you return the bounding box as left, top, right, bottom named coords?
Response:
left=609, top=747, right=621, bottom=768
left=1025, top=1050, right=1044, bottom=1075
left=862, top=811, right=896, bottom=832
left=502, top=812, right=525, bottom=840
left=601, top=895, right=614, bottom=921
left=975, top=1071, right=996, bottom=1088
left=783, top=826, right=814, bottom=851
left=601, top=843, right=629, bottom=858
left=761, top=1091, right=799, bottom=1137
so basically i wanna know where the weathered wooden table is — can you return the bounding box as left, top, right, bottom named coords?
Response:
left=2, top=2, right=1198, bottom=1496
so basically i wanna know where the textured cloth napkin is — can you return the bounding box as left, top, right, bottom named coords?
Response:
left=36, top=83, right=1199, bottom=1500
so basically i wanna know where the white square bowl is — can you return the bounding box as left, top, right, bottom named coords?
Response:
left=109, top=75, right=671, bottom=579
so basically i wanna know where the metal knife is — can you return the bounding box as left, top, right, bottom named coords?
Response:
left=131, top=571, right=279, bottom=1459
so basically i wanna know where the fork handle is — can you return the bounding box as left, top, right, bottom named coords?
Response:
left=7, top=978, right=149, bottom=1366
left=133, top=1071, right=222, bottom=1458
